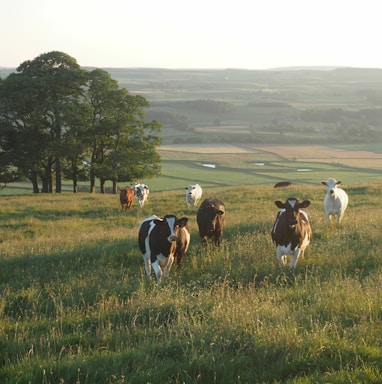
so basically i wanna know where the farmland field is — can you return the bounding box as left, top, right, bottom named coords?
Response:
left=3, top=143, right=382, bottom=196
left=1, top=182, right=382, bottom=383
left=2, top=66, right=382, bottom=383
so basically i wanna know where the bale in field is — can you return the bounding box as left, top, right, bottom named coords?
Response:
left=196, top=198, right=225, bottom=246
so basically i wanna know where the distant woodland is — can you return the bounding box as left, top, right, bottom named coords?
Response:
left=103, top=66, right=382, bottom=145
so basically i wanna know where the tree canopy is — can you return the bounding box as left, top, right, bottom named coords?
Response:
left=0, top=51, right=162, bottom=193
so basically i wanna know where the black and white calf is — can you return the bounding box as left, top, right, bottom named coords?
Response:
left=138, top=214, right=189, bottom=283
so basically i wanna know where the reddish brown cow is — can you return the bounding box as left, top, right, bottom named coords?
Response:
left=196, top=198, right=225, bottom=246
left=271, top=197, right=312, bottom=269
left=119, top=187, right=134, bottom=210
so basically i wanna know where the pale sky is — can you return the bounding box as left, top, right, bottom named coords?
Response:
left=1, top=0, right=381, bottom=70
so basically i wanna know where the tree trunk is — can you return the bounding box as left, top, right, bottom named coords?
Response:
left=41, top=177, right=49, bottom=193
left=29, top=172, right=40, bottom=193
left=90, top=167, right=96, bottom=193
left=112, top=180, right=117, bottom=194
left=55, top=156, right=62, bottom=193
left=73, top=175, right=78, bottom=193
left=100, top=178, right=106, bottom=194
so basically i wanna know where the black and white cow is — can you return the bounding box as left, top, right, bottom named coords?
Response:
left=138, top=214, right=189, bottom=283
left=271, top=197, right=312, bottom=269
left=131, top=183, right=149, bottom=208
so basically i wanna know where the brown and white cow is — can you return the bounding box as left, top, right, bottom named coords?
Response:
left=196, top=198, right=225, bottom=246
left=119, top=187, right=135, bottom=210
left=271, top=197, right=312, bottom=269
left=138, top=214, right=189, bottom=283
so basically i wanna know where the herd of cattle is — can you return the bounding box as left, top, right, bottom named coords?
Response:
left=121, top=178, right=349, bottom=283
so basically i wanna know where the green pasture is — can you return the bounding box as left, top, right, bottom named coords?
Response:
left=1, top=182, right=382, bottom=383
left=3, top=149, right=382, bottom=196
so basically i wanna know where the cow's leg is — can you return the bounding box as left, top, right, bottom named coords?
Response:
left=290, top=249, right=302, bottom=269
left=162, top=254, right=174, bottom=279
left=200, top=235, right=208, bottom=247
left=143, top=253, right=151, bottom=277
left=151, top=260, right=163, bottom=284
left=276, top=247, right=287, bottom=267
left=214, top=233, right=222, bottom=246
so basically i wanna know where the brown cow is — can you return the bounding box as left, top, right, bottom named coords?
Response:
left=271, top=197, right=312, bottom=269
left=196, top=198, right=225, bottom=246
left=119, top=187, right=134, bottom=210
left=274, top=181, right=292, bottom=188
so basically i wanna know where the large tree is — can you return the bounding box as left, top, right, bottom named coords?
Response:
left=0, top=53, right=162, bottom=193
left=86, top=69, right=162, bottom=193
left=0, top=51, right=88, bottom=192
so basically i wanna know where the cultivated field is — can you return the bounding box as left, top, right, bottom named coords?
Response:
left=1, top=182, right=382, bottom=383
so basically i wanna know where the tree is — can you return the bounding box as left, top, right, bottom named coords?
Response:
left=0, top=51, right=88, bottom=192
left=86, top=69, right=162, bottom=193
left=0, top=53, right=162, bottom=193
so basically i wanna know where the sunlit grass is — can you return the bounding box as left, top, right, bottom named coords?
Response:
left=1, top=183, right=382, bottom=382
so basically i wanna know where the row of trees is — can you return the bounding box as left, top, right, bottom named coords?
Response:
left=0, top=51, right=162, bottom=193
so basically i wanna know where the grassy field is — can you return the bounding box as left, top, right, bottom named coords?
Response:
left=3, top=143, right=382, bottom=196
left=1, top=181, right=382, bottom=383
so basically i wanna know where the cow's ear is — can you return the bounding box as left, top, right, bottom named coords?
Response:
left=299, top=200, right=311, bottom=208
left=177, top=217, right=189, bottom=227
left=275, top=201, right=285, bottom=208
left=336, top=180, right=342, bottom=185
left=321, top=181, right=327, bottom=186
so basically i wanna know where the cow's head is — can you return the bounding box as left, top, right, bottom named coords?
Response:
left=204, top=204, right=225, bottom=230
left=135, top=184, right=148, bottom=198
left=275, top=198, right=310, bottom=229
left=186, top=185, right=196, bottom=196
left=157, top=215, right=189, bottom=243
left=322, top=178, right=341, bottom=195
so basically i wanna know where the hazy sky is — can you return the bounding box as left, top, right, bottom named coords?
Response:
left=2, top=0, right=381, bottom=69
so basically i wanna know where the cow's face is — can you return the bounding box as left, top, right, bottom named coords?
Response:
left=160, top=215, right=189, bottom=243
left=203, top=207, right=224, bottom=231
left=186, top=185, right=195, bottom=196
left=322, top=178, right=341, bottom=195
left=186, top=185, right=199, bottom=198
left=275, top=198, right=310, bottom=229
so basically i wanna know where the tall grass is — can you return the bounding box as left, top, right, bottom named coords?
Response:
left=1, top=183, right=382, bottom=383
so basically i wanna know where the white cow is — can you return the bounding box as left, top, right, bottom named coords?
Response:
left=131, top=183, right=149, bottom=208
left=185, top=184, right=203, bottom=208
left=322, top=178, right=349, bottom=224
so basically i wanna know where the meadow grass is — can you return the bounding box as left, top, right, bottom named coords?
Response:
left=1, top=183, right=382, bottom=383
